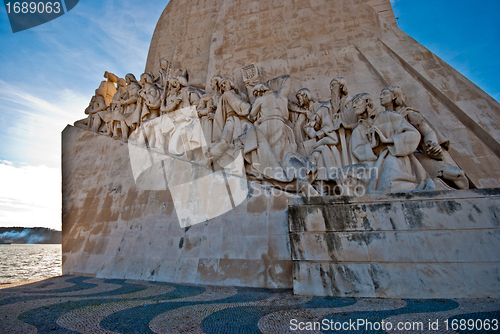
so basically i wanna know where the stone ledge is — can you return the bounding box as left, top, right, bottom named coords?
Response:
left=289, top=190, right=500, bottom=298
left=290, top=188, right=500, bottom=206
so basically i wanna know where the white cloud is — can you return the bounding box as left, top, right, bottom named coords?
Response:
left=0, top=80, right=88, bottom=167
left=0, top=80, right=87, bottom=118
left=0, top=161, right=61, bottom=230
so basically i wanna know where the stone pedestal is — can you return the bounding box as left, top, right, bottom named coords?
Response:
left=62, top=125, right=293, bottom=288
left=289, top=189, right=500, bottom=298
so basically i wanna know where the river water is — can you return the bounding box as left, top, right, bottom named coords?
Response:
left=0, top=244, right=62, bottom=284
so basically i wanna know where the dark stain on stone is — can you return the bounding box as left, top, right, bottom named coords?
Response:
left=324, top=233, right=342, bottom=261
left=488, top=206, right=500, bottom=227
left=246, top=181, right=255, bottom=199
left=362, top=217, right=371, bottom=230
left=436, top=201, right=462, bottom=215
left=472, top=205, right=482, bottom=214
left=403, top=202, right=424, bottom=229
left=319, top=265, right=340, bottom=295
left=299, top=195, right=353, bottom=206
left=323, top=205, right=354, bottom=232
left=369, top=263, right=383, bottom=292
left=474, top=188, right=500, bottom=197
left=289, top=233, right=304, bottom=260
left=184, top=226, right=191, bottom=233
left=347, top=232, right=382, bottom=246
left=387, top=192, right=415, bottom=200
left=288, top=206, right=307, bottom=232
left=388, top=190, right=443, bottom=200
left=468, top=213, right=476, bottom=223
left=335, top=196, right=353, bottom=205
left=338, top=265, right=360, bottom=284
left=389, top=218, right=396, bottom=230
left=150, top=269, right=155, bottom=276
left=179, top=237, right=184, bottom=249
left=109, top=185, right=122, bottom=194
left=367, top=203, right=393, bottom=213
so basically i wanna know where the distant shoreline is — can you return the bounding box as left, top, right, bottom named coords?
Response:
left=0, top=227, right=61, bottom=244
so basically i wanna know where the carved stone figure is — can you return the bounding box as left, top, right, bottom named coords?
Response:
left=350, top=93, right=434, bottom=193
left=311, top=76, right=358, bottom=169
left=380, top=86, right=468, bottom=189
left=84, top=88, right=108, bottom=133
left=248, top=77, right=296, bottom=162
left=137, top=72, right=161, bottom=121
left=103, top=77, right=128, bottom=138
left=197, top=75, right=222, bottom=145
left=98, top=71, right=118, bottom=106
left=303, top=78, right=351, bottom=184
left=119, top=73, right=142, bottom=139
left=160, top=75, right=201, bottom=117
left=161, top=76, right=181, bottom=115
left=124, top=73, right=162, bottom=149
left=209, top=77, right=253, bottom=161
left=329, top=77, right=359, bottom=167
left=133, top=74, right=204, bottom=161
left=288, top=88, right=320, bottom=154
left=244, top=75, right=317, bottom=195
left=156, top=58, right=171, bottom=90
left=304, top=100, right=341, bottom=183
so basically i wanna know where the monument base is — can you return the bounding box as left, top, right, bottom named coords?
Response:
left=289, top=189, right=500, bottom=298
left=62, top=125, right=293, bottom=288
left=63, top=126, right=500, bottom=297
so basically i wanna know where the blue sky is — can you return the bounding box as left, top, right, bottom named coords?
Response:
left=0, top=0, right=498, bottom=230
left=391, top=0, right=500, bottom=103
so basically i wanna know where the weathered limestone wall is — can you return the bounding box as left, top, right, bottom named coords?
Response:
left=62, top=125, right=293, bottom=288
left=289, top=189, right=500, bottom=298
left=145, top=0, right=500, bottom=188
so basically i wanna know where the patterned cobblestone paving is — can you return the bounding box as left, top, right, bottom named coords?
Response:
left=0, top=276, right=498, bottom=333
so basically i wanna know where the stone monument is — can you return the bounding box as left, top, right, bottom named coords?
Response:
left=63, top=0, right=500, bottom=298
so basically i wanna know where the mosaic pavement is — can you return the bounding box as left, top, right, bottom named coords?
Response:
left=0, top=276, right=498, bottom=333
